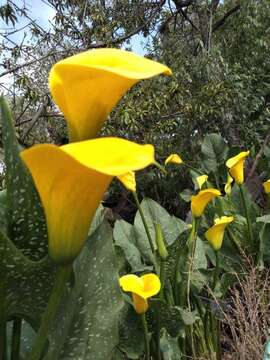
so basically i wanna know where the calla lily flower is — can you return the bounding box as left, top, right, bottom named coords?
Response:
left=49, top=48, right=172, bottom=142
left=191, top=188, right=221, bottom=217
left=118, top=171, right=136, bottom=192
left=165, top=153, right=183, bottom=165
left=226, top=151, right=249, bottom=185
left=21, top=137, right=155, bottom=264
left=263, top=179, right=270, bottom=194
left=205, top=216, right=234, bottom=251
left=119, top=273, right=160, bottom=314
left=196, top=174, right=208, bottom=189
left=225, top=173, right=234, bottom=195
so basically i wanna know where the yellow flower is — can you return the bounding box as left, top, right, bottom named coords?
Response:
left=191, top=189, right=221, bottom=217
left=263, top=179, right=270, bottom=194
left=21, top=137, right=155, bottom=264
left=165, top=153, right=183, bottom=165
left=117, top=171, right=136, bottom=192
left=205, top=216, right=234, bottom=251
left=119, top=273, right=160, bottom=314
left=49, top=48, right=172, bottom=142
left=196, top=174, right=208, bottom=189
left=224, top=173, right=233, bottom=195
left=226, top=151, right=249, bottom=185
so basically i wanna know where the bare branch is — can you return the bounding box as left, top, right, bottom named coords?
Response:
left=213, top=4, right=241, bottom=32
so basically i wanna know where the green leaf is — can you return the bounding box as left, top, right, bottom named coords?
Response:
left=160, top=329, right=182, bottom=360
left=193, top=237, right=207, bottom=270
left=0, top=229, right=55, bottom=327
left=0, top=97, right=48, bottom=260
left=201, top=133, right=229, bottom=172
left=134, top=198, right=189, bottom=256
left=46, top=221, right=124, bottom=360
left=114, top=219, right=148, bottom=272
left=118, top=304, right=144, bottom=359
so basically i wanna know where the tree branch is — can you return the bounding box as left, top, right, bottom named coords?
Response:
left=87, top=0, right=166, bottom=49
left=213, top=4, right=241, bottom=32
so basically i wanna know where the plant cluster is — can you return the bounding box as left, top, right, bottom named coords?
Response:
left=0, top=48, right=270, bottom=360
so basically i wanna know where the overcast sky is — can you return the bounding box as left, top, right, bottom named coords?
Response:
left=0, top=0, right=145, bottom=53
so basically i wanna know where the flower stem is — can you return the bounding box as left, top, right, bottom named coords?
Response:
left=11, top=318, right=22, bottom=360
left=0, top=317, right=7, bottom=360
left=133, top=192, right=155, bottom=254
left=186, top=217, right=199, bottom=358
left=141, top=314, right=150, bottom=360
left=28, top=264, right=72, bottom=360
left=213, top=251, right=220, bottom=289
left=239, top=184, right=254, bottom=251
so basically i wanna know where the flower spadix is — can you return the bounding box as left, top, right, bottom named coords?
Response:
left=191, top=188, right=221, bottom=217
left=49, top=48, right=172, bottom=142
left=165, top=153, right=183, bottom=165
left=205, top=216, right=234, bottom=251
left=21, top=137, right=155, bottom=264
left=226, top=151, right=249, bottom=185
left=119, top=273, right=160, bottom=314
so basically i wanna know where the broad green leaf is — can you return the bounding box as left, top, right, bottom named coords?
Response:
left=118, top=304, right=144, bottom=359
left=0, top=229, right=55, bottom=328
left=201, top=133, right=229, bottom=172
left=193, top=237, right=207, bottom=270
left=134, top=198, right=189, bottom=258
left=0, top=97, right=47, bottom=260
left=160, top=330, right=182, bottom=360
left=46, top=221, right=124, bottom=360
left=114, top=219, right=147, bottom=272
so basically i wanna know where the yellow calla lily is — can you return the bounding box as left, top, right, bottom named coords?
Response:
left=263, top=179, right=270, bottom=194
left=165, top=153, right=183, bottom=165
left=196, top=174, right=208, bottom=189
left=191, top=188, right=221, bottom=217
left=224, top=173, right=234, bottom=195
left=119, top=273, right=161, bottom=314
left=49, top=48, right=172, bottom=142
left=117, top=171, right=136, bottom=192
left=205, top=216, right=234, bottom=251
left=226, top=151, right=249, bottom=185
left=21, top=137, right=155, bottom=264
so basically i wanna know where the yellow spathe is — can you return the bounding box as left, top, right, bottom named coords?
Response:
left=49, top=48, right=172, bottom=142
left=191, top=188, right=221, bottom=217
left=117, top=171, right=136, bottom=192
left=263, top=179, right=270, bottom=194
left=119, top=273, right=161, bottom=314
left=205, top=216, right=234, bottom=251
left=21, top=137, right=155, bottom=264
left=226, top=151, right=249, bottom=185
left=165, top=153, right=183, bottom=165
left=196, top=174, right=208, bottom=189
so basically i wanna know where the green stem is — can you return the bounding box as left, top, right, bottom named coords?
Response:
left=141, top=314, right=150, bottom=360
left=28, top=264, right=72, bottom=360
left=187, top=218, right=199, bottom=310
left=159, top=259, right=166, bottom=299
left=186, top=217, right=199, bottom=359
left=213, top=251, right=220, bottom=289
left=183, top=163, right=204, bottom=175
left=11, top=318, right=22, bottom=360
left=239, top=184, right=254, bottom=251
left=0, top=317, right=7, bottom=360
left=133, top=192, right=155, bottom=254
left=154, top=161, right=167, bottom=175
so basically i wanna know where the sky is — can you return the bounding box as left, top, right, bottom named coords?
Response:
left=0, top=0, right=147, bottom=92
left=0, top=0, right=146, bottom=53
